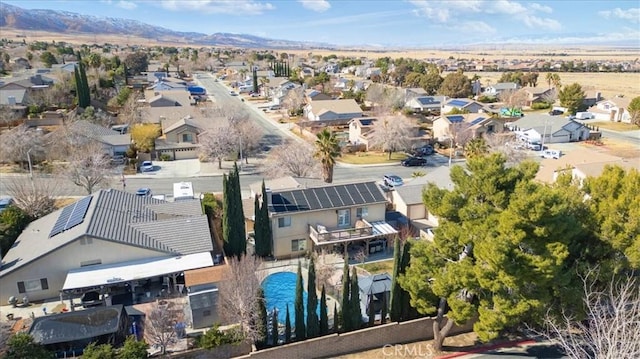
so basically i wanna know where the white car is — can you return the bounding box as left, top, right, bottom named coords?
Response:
left=140, top=161, right=153, bottom=172
left=383, top=174, right=404, bottom=188
left=229, top=91, right=238, bottom=96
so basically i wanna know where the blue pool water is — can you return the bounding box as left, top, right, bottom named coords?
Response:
left=262, top=271, right=320, bottom=324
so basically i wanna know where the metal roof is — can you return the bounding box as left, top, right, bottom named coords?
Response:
left=30, top=305, right=124, bottom=345
left=359, top=273, right=392, bottom=295
left=270, top=181, right=386, bottom=214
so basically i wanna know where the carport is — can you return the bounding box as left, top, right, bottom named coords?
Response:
left=61, top=253, right=213, bottom=309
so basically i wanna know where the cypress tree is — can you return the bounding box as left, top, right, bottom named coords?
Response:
left=294, top=262, right=306, bottom=341
left=399, top=240, right=417, bottom=321
left=319, top=285, right=328, bottom=335
left=224, top=164, right=246, bottom=259
left=390, top=238, right=403, bottom=321
left=232, top=164, right=246, bottom=257
left=254, top=195, right=265, bottom=256
left=270, top=307, right=278, bottom=346
left=306, top=256, right=319, bottom=338
left=285, top=304, right=291, bottom=343
left=73, top=66, right=82, bottom=107
left=340, top=259, right=351, bottom=331
left=222, top=173, right=233, bottom=256
left=252, top=68, right=258, bottom=93
left=256, top=288, right=267, bottom=347
left=79, top=60, right=90, bottom=107
left=261, top=181, right=272, bottom=256
left=333, top=303, right=338, bottom=334
left=350, top=266, right=362, bottom=330
left=381, top=291, right=388, bottom=324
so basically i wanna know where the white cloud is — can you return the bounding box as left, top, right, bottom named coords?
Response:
left=599, top=7, right=640, bottom=23
left=159, top=0, right=274, bottom=15
left=486, top=0, right=527, bottom=14
left=116, top=1, right=137, bottom=10
left=529, top=2, right=552, bottom=13
left=522, top=15, right=561, bottom=31
left=298, top=0, right=331, bottom=12
left=454, top=21, right=496, bottom=34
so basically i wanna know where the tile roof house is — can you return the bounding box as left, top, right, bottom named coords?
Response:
left=265, top=181, right=397, bottom=259
left=304, top=99, right=363, bottom=123
left=0, top=189, right=214, bottom=304
left=511, top=114, right=590, bottom=144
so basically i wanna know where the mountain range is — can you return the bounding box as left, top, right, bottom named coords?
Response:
left=0, top=3, right=330, bottom=49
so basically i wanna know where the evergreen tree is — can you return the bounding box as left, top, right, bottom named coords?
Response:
left=252, top=68, right=259, bottom=94
left=306, top=256, right=319, bottom=338
left=333, top=303, right=338, bottom=333
left=294, top=262, right=306, bottom=341
left=222, top=165, right=246, bottom=259
left=390, top=238, right=403, bottom=321
left=350, top=266, right=362, bottom=330
left=340, top=259, right=351, bottom=331
left=253, top=195, right=264, bottom=255
left=319, top=285, right=329, bottom=335
left=79, top=59, right=90, bottom=107
left=222, top=173, right=233, bottom=256
left=285, top=304, right=292, bottom=343
left=368, top=289, right=376, bottom=326
left=254, top=181, right=272, bottom=257
left=399, top=240, right=417, bottom=321
left=270, top=307, right=278, bottom=346
left=381, top=292, right=388, bottom=324
left=256, top=288, right=267, bottom=347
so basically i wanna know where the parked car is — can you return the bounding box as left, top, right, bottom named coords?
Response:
left=268, top=104, right=281, bottom=111
left=140, top=161, right=153, bottom=172
left=0, top=197, right=14, bottom=214
left=110, top=155, right=126, bottom=165
left=575, top=112, right=595, bottom=120
left=548, top=109, right=564, bottom=116
left=541, top=149, right=562, bottom=159
left=401, top=156, right=427, bottom=167
left=229, top=91, right=238, bottom=96
left=136, top=188, right=151, bottom=196
left=411, top=145, right=435, bottom=157
left=383, top=174, right=404, bottom=188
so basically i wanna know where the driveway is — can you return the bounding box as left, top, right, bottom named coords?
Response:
left=141, top=159, right=201, bottom=178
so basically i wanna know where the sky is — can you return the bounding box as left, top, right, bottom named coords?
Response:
left=4, top=0, right=640, bottom=47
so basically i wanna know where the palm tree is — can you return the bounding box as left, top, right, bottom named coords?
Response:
left=551, top=73, right=562, bottom=89
left=545, top=72, right=553, bottom=89
left=314, top=129, right=341, bottom=183
left=464, top=137, right=489, bottom=159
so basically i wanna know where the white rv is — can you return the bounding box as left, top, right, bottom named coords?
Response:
left=575, top=112, right=595, bottom=120
left=541, top=149, right=562, bottom=159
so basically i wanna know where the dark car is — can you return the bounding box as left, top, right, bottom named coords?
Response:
left=412, top=145, right=435, bottom=157
left=401, top=156, right=427, bottom=167
left=548, top=109, right=564, bottom=116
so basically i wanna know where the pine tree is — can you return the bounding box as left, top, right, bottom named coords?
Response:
left=350, top=266, right=362, bottom=330
left=223, top=165, right=247, bottom=259
left=319, top=285, right=328, bottom=335
left=231, top=164, right=247, bottom=257
left=254, top=195, right=264, bottom=256
left=79, top=59, right=90, bottom=107
left=254, top=181, right=271, bottom=257
left=285, top=304, right=292, bottom=343
left=340, top=259, right=351, bottom=331
left=270, top=307, right=278, bottom=346
left=399, top=240, right=417, bottom=321
left=252, top=67, right=258, bottom=93
left=390, top=238, right=403, bottom=321
left=306, top=256, right=319, bottom=338
left=222, top=173, right=233, bottom=256
left=256, top=288, right=267, bottom=347
left=333, top=303, right=338, bottom=333
left=73, top=66, right=83, bottom=107
left=294, top=262, right=306, bottom=341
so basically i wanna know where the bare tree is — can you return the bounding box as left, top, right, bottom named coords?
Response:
left=485, top=132, right=528, bottom=164
left=5, top=175, right=59, bottom=219
left=60, top=142, right=113, bottom=194
left=145, top=301, right=181, bottom=355
left=0, top=321, right=11, bottom=358
left=217, top=255, right=265, bottom=345
left=0, top=125, right=46, bottom=167
left=282, top=87, right=304, bottom=115
left=118, top=90, right=148, bottom=126
left=540, top=270, right=640, bottom=359
left=448, top=121, right=475, bottom=148
left=498, top=89, right=528, bottom=109
left=198, top=122, right=239, bottom=169
left=367, top=116, right=413, bottom=159
left=0, top=105, right=18, bottom=129
left=236, top=120, right=262, bottom=164
left=365, top=83, right=386, bottom=113
left=263, top=141, right=318, bottom=178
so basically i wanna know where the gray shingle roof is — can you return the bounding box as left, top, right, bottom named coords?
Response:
left=359, top=273, right=392, bottom=295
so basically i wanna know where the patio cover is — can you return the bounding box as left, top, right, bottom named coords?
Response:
left=62, top=252, right=213, bottom=291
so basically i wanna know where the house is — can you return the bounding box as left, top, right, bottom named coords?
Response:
left=432, top=114, right=502, bottom=141
left=304, top=99, right=363, bottom=123
left=266, top=181, right=397, bottom=259
left=405, top=88, right=429, bottom=100
left=521, top=86, right=555, bottom=107
left=155, top=115, right=218, bottom=160
left=147, top=78, right=188, bottom=92
left=0, top=88, right=27, bottom=106
left=588, top=96, right=631, bottom=123
left=305, top=89, right=332, bottom=102
left=441, top=98, right=485, bottom=114
left=483, top=82, right=520, bottom=96
left=63, top=120, right=131, bottom=157
left=582, top=91, right=602, bottom=108
left=405, top=96, right=446, bottom=113
left=348, top=117, right=377, bottom=145
left=359, top=273, right=392, bottom=323
left=51, top=62, right=79, bottom=73
left=146, top=91, right=193, bottom=107
left=11, top=57, right=31, bottom=70
left=0, top=189, right=214, bottom=305
left=535, top=148, right=640, bottom=184
left=511, top=114, right=590, bottom=144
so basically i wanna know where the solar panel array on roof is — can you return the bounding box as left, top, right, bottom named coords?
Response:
left=270, top=182, right=385, bottom=214
left=448, top=99, right=468, bottom=107
left=470, top=117, right=486, bottom=125
left=360, top=119, right=374, bottom=126
left=48, top=196, right=93, bottom=238
left=448, top=115, right=464, bottom=123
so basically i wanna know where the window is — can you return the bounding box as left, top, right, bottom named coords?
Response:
left=487, top=125, right=495, bottom=133
left=291, top=239, right=306, bottom=252
left=81, top=259, right=102, bottom=267
left=337, top=209, right=350, bottom=226
left=17, top=278, right=48, bottom=293
left=278, top=216, right=291, bottom=228
left=356, top=207, right=368, bottom=219
left=182, top=133, right=193, bottom=142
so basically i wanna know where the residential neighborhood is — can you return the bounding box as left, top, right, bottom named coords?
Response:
left=0, top=21, right=639, bottom=359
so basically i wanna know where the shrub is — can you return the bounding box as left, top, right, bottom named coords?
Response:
left=159, top=154, right=172, bottom=161
left=197, top=324, right=244, bottom=349
left=531, top=102, right=552, bottom=110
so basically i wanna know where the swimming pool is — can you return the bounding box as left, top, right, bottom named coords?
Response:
left=262, top=271, right=320, bottom=324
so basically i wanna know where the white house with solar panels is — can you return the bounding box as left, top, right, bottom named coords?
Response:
left=432, top=113, right=503, bottom=142
left=441, top=98, right=486, bottom=114
left=0, top=189, right=214, bottom=305
left=264, top=181, right=397, bottom=259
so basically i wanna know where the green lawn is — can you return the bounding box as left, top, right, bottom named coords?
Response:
left=357, top=259, right=395, bottom=275
left=590, top=121, right=639, bottom=132
left=340, top=152, right=408, bottom=165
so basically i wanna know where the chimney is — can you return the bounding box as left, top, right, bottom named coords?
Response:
left=595, top=92, right=601, bottom=101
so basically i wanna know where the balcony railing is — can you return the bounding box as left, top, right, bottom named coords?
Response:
left=309, top=219, right=375, bottom=244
